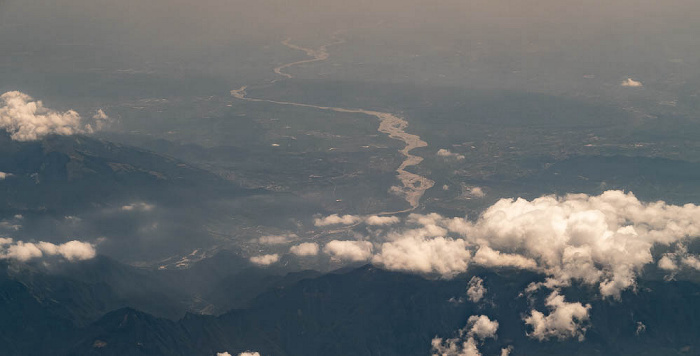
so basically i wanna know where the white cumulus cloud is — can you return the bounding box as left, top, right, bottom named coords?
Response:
left=0, top=239, right=96, bottom=262
left=500, top=346, right=514, bottom=356
left=524, top=291, right=591, bottom=341
left=656, top=244, right=700, bottom=273
left=467, top=315, right=499, bottom=339
left=314, top=214, right=362, bottom=227
left=455, top=190, right=700, bottom=299
left=432, top=315, right=499, bottom=356
left=657, top=255, right=677, bottom=271
left=0, top=91, right=107, bottom=141
left=257, top=233, right=297, bottom=245
left=467, top=187, right=486, bottom=198
left=93, top=109, right=109, bottom=120
left=309, top=191, right=700, bottom=301
left=316, top=191, right=700, bottom=300
left=365, top=215, right=400, bottom=226
left=289, top=242, right=320, bottom=256
left=323, top=240, right=373, bottom=262
left=372, top=234, right=471, bottom=277
left=432, top=336, right=481, bottom=356
left=250, top=254, right=280, bottom=266
left=682, top=255, right=700, bottom=270
left=471, top=246, right=538, bottom=270
left=467, top=276, right=486, bottom=303
left=86, top=109, right=111, bottom=132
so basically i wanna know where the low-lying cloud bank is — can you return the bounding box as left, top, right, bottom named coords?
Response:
left=307, top=191, right=700, bottom=300
left=315, top=191, right=700, bottom=301
left=0, top=238, right=96, bottom=261
left=0, top=91, right=109, bottom=141
left=306, top=190, right=700, bottom=343
left=286, top=191, right=700, bottom=345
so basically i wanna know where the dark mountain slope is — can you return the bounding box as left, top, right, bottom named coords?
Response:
left=0, top=132, right=324, bottom=262
left=67, top=266, right=700, bottom=356
left=3, top=261, right=699, bottom=356
left=0, top=279, right=78, bottom=356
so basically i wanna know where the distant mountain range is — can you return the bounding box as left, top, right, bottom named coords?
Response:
left=1, top=258, right=698, bottom=356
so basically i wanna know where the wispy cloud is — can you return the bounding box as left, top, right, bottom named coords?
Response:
left=621, top=78, right=643, bottom=87
left=257, top=233, right=297, bottom=245
left=121, top=202, right=155, bottom=212
left=437, top=148, right=465, bottom=160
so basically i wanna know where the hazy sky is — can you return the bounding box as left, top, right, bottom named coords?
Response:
left=1, top=0, right=699, bottom=117
left=3, top=0, right=699, bottom=61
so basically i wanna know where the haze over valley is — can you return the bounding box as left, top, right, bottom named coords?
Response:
left=1, top=1, right=700, bottom=355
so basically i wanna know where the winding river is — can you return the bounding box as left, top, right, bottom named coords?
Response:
left=273, top=36, right=346, bottom=80
left=232, top=38, right=434, bottom=211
